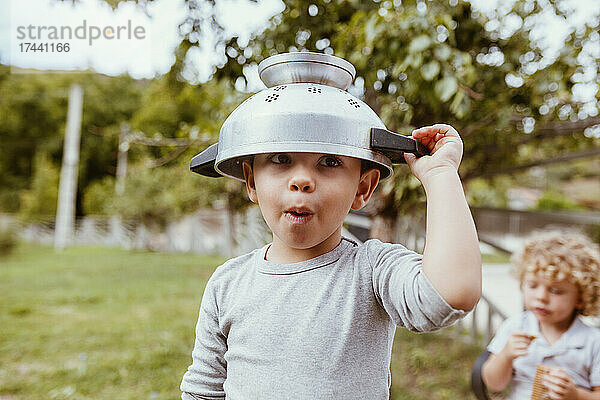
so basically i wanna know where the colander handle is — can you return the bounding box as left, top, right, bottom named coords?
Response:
left=370, top=128, right=429, bottom=164
left=190, top=143, right=221, bottom=177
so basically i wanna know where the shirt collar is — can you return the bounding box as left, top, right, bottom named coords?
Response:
left=255, top=237, right=356, bottom=275
left=559, top=316, right=588, bottom=348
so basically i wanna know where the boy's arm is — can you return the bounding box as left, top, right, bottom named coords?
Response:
left=181, top=280, right=227, bottom=399
left=574, top=387, right=600, bottom=400
left=405, top=124, right=481, bottom=311
left=481, top=353, right=514, bottom=392
left=481, top=330, right=533, bottom=392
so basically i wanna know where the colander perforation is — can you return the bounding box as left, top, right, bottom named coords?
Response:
left=265, top=93, right=280, bottom=102
left=273, top=85, right=287, bottom=91
left=347, top=98, right=360, bottom=108
left=308, top=86, right=322, bottom=94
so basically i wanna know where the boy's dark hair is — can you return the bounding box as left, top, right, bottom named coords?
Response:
left=361, top=160, right=380, bottom=175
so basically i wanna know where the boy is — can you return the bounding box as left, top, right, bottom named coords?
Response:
left=181, top=124, right=481, bottom=399
left=482, top=231, right=600, bottom=399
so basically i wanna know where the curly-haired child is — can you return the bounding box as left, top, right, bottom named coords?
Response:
left=482, top=230, right=600, bottom=399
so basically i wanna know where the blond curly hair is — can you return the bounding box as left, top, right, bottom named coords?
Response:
left=512, top=230, right=600, bottom=317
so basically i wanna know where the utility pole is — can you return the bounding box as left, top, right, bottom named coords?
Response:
left=55, top=84, right=83, bottom=250
left=116, top=122, right=129, bottom=195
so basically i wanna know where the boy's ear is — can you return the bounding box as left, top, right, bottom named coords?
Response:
left=242, top=160, right=258, bottom=203
left=351, top=168, right=380, bottom=210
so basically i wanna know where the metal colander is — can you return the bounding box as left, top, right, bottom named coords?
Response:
left=191, top=51, right=427, bottom=180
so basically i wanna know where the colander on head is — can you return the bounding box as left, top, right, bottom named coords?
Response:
left=190, top=51, right=428, bottom=180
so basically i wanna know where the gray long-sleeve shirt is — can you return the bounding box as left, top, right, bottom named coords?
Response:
left=181, top=238, right=466, bottom=399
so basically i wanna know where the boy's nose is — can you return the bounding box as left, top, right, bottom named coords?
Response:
left=535, top=287, right=549, bottom=301
left=288, top=173, right=315, bottom=193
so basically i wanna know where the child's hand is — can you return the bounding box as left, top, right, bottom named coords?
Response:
left=499, top=331, right=534, bottom=361
left=542, top=367, right=577, bottom=400
left=404, top=124, right=463, bottom=184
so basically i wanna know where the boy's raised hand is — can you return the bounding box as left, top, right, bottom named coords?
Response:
left=404, top=124, right=463, bottom=184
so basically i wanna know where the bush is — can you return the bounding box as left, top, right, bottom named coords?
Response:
left=19, top=153, right=59, bottom=221
left=585, top=224, right=600, bottom=245
left=534, top=190, right=585, bottom=211
left=0, top=226, right=18, bottom=257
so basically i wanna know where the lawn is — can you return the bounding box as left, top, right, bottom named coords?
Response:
left=0, top=244, right=483, bottom=399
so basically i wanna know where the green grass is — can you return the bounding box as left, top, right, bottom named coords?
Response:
left=1, top=244, right=483, bottom=399
left=390, top=329, right=483, bottom=399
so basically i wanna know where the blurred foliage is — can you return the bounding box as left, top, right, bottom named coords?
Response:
left=129, top=76, right=237, bottom=141
left=0, top=226, right=18, bottom=257
left=0, top=64, right=246, bottom=223
left=193, top=0, right=599, bottom=222
left=0, top=67, right=143, bottom=214
left=534, top=189, right=586, bottom=211
left=83, top=163, right=246, bottom=227
left=3, top=0, right=600, bottom=225
left=80, top=76, right=248, bottom=225
left=19, top=152, right=60, bottom=221
left=465, top=177, right=510, bottom=208
left=82, top=175, right=117, bottom=216
left=586, top=224, right=600, bottom=245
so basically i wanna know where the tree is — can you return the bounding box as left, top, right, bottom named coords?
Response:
left=177, top=0, right=599, bottom=237
left=0, top=59, right=249, bottom=225
left=10, top=0, right=600, bottom=232
left=19, top=152, right=60, bottom=221
left=81, top=74, right=251, bottom=229
left=0, top=68, right=144, bottom=215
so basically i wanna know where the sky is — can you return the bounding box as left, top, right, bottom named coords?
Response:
left=0, top=0, right=284, bottom=79
left=0, top=0, right=598, bottom=94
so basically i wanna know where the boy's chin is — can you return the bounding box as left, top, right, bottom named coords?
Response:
left=279, top=238, right=326, bottom=251
left=276, top=233, right=341, bottom=251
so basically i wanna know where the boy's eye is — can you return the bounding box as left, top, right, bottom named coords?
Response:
left=269, top=153, right=291, bottom=164
left=549, top=287, right=563, bottom=295
left=525, top=281, right=537, bottom=289
left=319, top=155, right=342, bottom=167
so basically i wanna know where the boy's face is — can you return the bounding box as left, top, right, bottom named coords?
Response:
left=243, top=152, right=379, bottom=263
left=522, top=271, right=582, bottom=329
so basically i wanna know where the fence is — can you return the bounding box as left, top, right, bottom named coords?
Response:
left=1, top=207, right=271, bottom=256
left=472, top=207, right=600, bottom=252
left=456, top=293, right=508, bottom=345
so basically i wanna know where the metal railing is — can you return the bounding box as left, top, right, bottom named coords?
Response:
left=455, top=293, right=508, bottom=345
